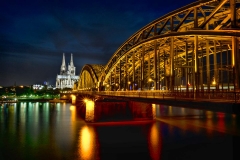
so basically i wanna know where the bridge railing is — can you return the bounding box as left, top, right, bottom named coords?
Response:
left=74, top=90, right=240, bottom=103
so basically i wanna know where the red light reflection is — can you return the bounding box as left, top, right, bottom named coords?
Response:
left=148, top=123, right=162, bottom=160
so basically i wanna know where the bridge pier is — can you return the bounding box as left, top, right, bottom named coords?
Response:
left=79, top=98, right=156, bottom=123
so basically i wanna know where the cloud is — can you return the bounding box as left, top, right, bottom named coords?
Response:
left=0, top=0, right=195, bottom=86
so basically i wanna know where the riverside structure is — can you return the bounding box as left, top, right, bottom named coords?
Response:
left=75, top=0, right=240, bottom=98
left=56, top=53, right=79, bottom=89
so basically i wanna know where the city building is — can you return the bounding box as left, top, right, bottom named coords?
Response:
left=55, top=53, right=79, bottom=89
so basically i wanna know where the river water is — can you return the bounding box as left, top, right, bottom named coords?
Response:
left=0, top=102, right=239, bottom=160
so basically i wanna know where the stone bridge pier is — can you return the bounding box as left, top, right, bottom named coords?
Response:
left=74, top=97, right=156, bottom=122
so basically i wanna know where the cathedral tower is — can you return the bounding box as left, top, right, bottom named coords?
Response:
left=56, top=53, right=79, bottom=89
left=68, top=53, right=76, bottom=75
left=60, top=53, right=66, bottom=75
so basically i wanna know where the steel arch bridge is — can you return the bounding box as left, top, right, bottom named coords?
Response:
left=77, top=0, right=240, bottom=93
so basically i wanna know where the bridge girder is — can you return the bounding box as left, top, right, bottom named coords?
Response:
left=79, top=0, right=240, bottom=92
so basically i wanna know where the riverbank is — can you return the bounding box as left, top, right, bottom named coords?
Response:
left=1, top=98, right=68, bottom=103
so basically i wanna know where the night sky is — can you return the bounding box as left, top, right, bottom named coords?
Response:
left=0, top=0, right=195, bottom=87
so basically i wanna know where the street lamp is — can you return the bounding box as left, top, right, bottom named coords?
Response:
left=128, top=81, right=131, bottom=90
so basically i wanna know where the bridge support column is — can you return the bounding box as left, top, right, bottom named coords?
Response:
left=185, top=42, right=189, bottom=94
left=125, top=55, right=128, bottom=90
left=214, top=40, right=218, bottom=90
left=132, top=51, right=135, bottom=90
left=163, top=50, right=167, bottom=90
left=85, top=100, right=95, bottom=122
left=148, top=52, right=151, bottom=90
left=114, top=67, right=116, bottom=91
left=194, top=36, right=199, bottom=99
left=154, top=40, right=158, bottom=90
left=119, top=60, right=122, bottom=90
left=170, top=37, right=174, bottom=91
left=232, top=36, right=240, bottom=90
left=140, top=45, right=145, bottom=90
left=110, top=72, right=112, bottom=91
left=206, top=40, right=210, bottom=92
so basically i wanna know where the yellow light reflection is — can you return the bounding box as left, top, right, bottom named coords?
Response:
left=168, top=106, right=172, bottom=115
left=79, top=126, right=96, bottom=160
left=84, top=98, right=89, bottom=103
left=70, top=105, right=76, bottom=122
left=206, top=111, right=213, bottom=119
left=85, top=100, right=95, bottom=122
left=70, top=105, right=75, bottom=111
left=148, top=124, right=161, bottom=160
left=152, top=104, right=156, bottom=119
left=71, top=95, right=76, bottom=104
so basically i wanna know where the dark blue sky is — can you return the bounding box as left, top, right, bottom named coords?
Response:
left=0, top=0, right=195, bottom=87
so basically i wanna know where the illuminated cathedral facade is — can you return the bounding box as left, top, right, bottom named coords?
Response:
left=56, top=53, right=79, bottom=89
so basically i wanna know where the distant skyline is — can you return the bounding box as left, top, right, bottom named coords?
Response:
left=0, top=0, right=195, bottom=87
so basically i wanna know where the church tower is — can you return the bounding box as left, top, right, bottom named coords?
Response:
left=56, top=53, right=79, bottom=89
left=70, top=53, right=76, bottom=75
left=60, top=53, right=66, bottom=75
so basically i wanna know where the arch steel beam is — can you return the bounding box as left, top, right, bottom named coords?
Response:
left=78, top=0, right=240, bottom=92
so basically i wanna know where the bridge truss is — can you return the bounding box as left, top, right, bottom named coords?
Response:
left=77, top=0, right=240, bottom=93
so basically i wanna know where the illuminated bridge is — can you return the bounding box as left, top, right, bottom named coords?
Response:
left=75, top=0, right=240, bottom=98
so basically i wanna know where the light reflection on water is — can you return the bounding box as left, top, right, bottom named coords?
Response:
left=148, top=122, right=162, bottom=160
left=79, top=125, right=99, bottom=160
left=0, top=102, right=239, bottom=159
left=154, top=104, right=240, bottom=136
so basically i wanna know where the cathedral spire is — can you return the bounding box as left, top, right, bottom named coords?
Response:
left=60, top=53, right=66, bottom=74
left=70, top=53, right=74, bottom=67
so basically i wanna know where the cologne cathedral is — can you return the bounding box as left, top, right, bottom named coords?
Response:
left=55, top=53, right=79, bottom=89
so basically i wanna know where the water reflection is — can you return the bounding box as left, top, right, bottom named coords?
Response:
left=155, top=104, right=240, bottom=136
left=148, top=122, right=161, bottom=160
left=79, top=125, right=99, bottom=160
left=0, top=102, right=239, bottom=159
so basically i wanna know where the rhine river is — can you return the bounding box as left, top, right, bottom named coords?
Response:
left=0, top=102, right=239, bottom=160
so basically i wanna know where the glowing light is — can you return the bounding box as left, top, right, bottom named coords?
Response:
left=152, top=104, right=156, bottom=119
left=148, top=124, right=161, bottom=160
left=71, top=95, right=76, bottom=104
left=70, top=105, right=75, bottom=111
left=212, top=76, right=216, bottom=85
left=85, top=100, right=95, bottom=122
left=70, top=105, right=76, bottom=123
left=79, top=126, right=94, bottom=159
left=84, top=99, right=89, bottom=103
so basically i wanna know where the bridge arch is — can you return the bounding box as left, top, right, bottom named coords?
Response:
left=79, top=0, right=240, bottom=92
left=78, top=64, right=104, bottom=91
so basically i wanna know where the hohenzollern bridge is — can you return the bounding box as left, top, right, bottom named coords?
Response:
left=75, top=0, right=240, bottom=98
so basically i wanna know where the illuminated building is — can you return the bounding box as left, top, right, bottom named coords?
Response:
left=56, top=53, right=79, bottom=89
